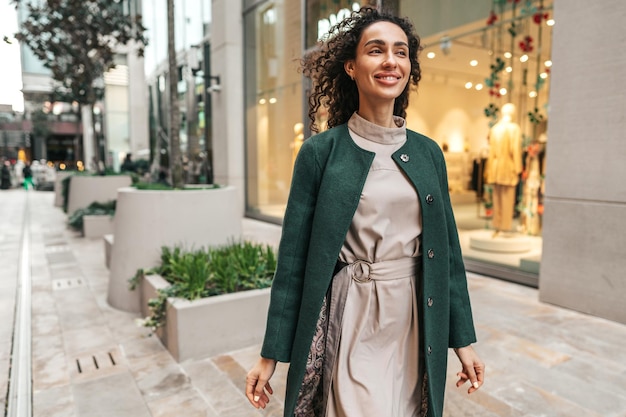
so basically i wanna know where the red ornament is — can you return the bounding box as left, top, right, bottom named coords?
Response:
left=487, top=10, right=498, bottom=26
left=489, top=83, right=502, bottom=98
left=519, top=35, right=534, bottom=53
left=533, top=11, right=549, bottom=24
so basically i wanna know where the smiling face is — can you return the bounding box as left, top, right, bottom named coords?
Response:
left=344, top=21, right=411, bottom=119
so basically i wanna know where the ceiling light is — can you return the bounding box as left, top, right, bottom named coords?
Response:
left=259, top=98, right=266, bottom=105
left=505, top=66, right=513, bottom=73
left=470, top=60, right=478, bottom=67
left=504, top=52, right=512, bottom=59
left=547, top=19, right=555, bottom=26
left=520, top=54, right=529, bottom=63
left=499, top=87, right=507, bottom=96
left=540, top=72, right=548, bottom=79
left=269, top=97, right=277, bottom=104
left=529, top=91, right=538, bottom=98
left=465, top=82, right=473, bottom=89
left=427, top=51, right=436, bottom=59
left=544, top=60, right=552, bottom=67
left=475, top=83, right=483, bottom=91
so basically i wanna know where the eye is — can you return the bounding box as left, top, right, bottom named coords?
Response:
left=396, top=49, right=408, bottom=57
left=369, top=48, right=382, bottom=54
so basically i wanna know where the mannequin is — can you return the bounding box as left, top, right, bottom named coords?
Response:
left=486, top=103, right=522, bottom=234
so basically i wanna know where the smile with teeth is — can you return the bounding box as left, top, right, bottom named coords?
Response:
left=375, top=75, right=401, bottom=80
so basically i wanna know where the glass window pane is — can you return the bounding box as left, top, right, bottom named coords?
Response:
left=245, top=1, right=303, bottom=219
left=304, top=0, right=377, bottom=49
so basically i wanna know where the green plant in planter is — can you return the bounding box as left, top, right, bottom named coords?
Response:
left=133, top=241, right=277, bottom=332
left=67, top=200, right=116, bottom=230
left=132, top=181, right=221, bottom=191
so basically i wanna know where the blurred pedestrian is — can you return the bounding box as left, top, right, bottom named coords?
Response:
left=245, top=7, right=484, bottom=417
left=121, top=153, right=136, bottom=172
left=1, top=160, right=11, bottom=190
left=22, top=161, right=33, bottom=190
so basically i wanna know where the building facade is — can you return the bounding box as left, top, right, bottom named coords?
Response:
left=143, top=0, right=213, bottom=182
left=206, top=0, right=625, bottom=324
left=13, top=0, right=148, bottom=171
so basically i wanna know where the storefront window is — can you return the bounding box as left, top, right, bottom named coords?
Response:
left=305, top=0, right=378, bottom=49
left=244, top=0, right=303, bottom=220
left=243, top=0, right=552, bottom=282
left=401, top=1, right=553, bottom=283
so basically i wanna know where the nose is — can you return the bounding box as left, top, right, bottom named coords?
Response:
left=383, top=51, right=397, bottom=67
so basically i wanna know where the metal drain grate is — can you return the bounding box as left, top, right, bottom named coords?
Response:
left=75, top=350, right=118, bottom=375
left=51, top=278, right=85, bottom=290
left=44, top=244, right=70, bottom=253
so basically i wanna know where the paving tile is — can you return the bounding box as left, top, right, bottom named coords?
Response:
left=32, top=312, right=62, bottom=338
left=72, top=372, right=152, bottom=417
left=62, top=325, right=116, bottom=356
left=183, top=358, right=254, bottom=415
left=49, top=265, right=84, bottom=280
left=32, top=333, right=71, bottom=391
left=130, top=351, right=192, bottom=402
left=120, top=333, right=167, bottom=361
left=146, top=387, right=212, bottom=417
left=33, top=383, right=76, bottom=417
left=46, top=251, right=76, bottom=265
left=53, top=288, right=106, bottom=331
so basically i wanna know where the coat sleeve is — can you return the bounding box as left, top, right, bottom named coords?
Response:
left=260, top=139, right=320, bottom=362
left=434, top=146, right=478, bottom=348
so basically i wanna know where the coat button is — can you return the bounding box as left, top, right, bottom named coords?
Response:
left=425, top=194, right=434, bottom=204
left=400, top=154, right=409, bottom=162
left=427, top=297, right=434, bottom=307
left=427, top=249, right=435, bottom=259
left=428, top=345, right=432, bottom=355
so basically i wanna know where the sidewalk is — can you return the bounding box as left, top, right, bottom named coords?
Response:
left=1, top=189, right=626, bottom=417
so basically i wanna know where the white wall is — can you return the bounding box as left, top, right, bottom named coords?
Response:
left=539, top=0, right=626, bottom=324
left=211, top=0, right=245, bottom=215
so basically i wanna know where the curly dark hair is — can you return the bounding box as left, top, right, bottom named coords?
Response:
left=302, top=7, right=422, bottom=133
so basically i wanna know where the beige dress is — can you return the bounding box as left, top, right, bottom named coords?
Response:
left=325, top=113, right=424, bottom=416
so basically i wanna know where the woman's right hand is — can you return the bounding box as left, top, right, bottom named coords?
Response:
left=245, top=357, right=277, bottom=409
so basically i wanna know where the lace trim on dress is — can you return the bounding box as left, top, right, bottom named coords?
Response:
left=294, top=296, right=328, bottom=417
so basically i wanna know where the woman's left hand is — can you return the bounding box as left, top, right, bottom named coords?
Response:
left=453, top=345, right=485, bottom=394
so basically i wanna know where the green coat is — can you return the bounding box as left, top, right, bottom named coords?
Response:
left=261, top=123, right=477, bottom=417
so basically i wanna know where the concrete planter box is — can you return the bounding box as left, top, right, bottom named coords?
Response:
left=83, top=215, right=114, bottom=238
left=66, top=175, right=131, bottom=215
left=140, top=274, right=270, bottom=362
left=107, top=186, right=242, bottom=313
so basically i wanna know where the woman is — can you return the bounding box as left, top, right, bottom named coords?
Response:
left=246, top=7, right=484, bottom=417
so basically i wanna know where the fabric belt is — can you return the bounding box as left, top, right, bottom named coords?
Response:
left=333, top=256, right=421, bottom=283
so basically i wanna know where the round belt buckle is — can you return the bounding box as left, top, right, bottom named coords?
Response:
left=351, top=260, right=372, bottom=283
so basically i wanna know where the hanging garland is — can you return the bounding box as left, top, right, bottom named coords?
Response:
left=482, top=0, right=552, bottom=129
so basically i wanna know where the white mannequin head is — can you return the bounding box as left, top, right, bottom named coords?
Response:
left=501, top=103, right=516, bottom=122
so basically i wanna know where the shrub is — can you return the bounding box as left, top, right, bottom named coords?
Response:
left=132, top=182, right=221, bottom=191
left=132, top=241, right=277, bottom=331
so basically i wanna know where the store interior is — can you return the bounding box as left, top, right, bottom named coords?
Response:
left=412, top=1, right=553, bottom=284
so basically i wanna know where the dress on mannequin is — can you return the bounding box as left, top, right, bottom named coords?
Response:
left=486, top=103, right=522, bottom=234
